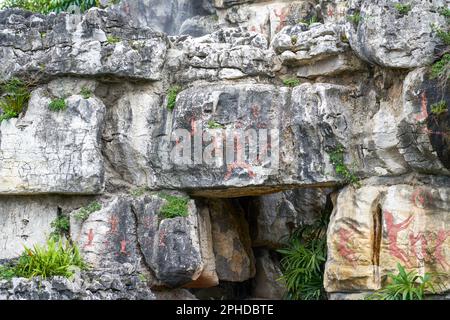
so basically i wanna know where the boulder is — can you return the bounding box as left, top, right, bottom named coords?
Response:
left=0, top=8, right=168, bottom=82
left=347, top=0, right=448, bottom=68
left=325, top=175, right=450, bottom=293
left=0, top=80, right=105, bottom=194
left=72, top=194, right=218, bottom=289
left=206, top=199, right=256, bottom=282
left=252, top=248, right=286, bottom=299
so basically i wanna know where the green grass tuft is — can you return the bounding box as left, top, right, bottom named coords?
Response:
left=14, top=238, right=87, bottom=279
left=328, top=144, right=360, bottom=186
left=431, top=53, right=450, bottom=79
left=0, top=78, right=30, bottom=123
left=50, top=215, right=70, bottom=241
left=48, top=98, right=67, bottom=112
left=283, top=78, right=301, bottom=87
left=347, top=13, right=362, bottom=25
left=366, top=263, right=441, bottom=300
left=107, top=35, right=121, bottom=44
left=431, top=100, right=448, bottom=115
left=73, top=201, right=102, bottom=222
left=166, top=86, right=182, bottom=111
left=159, top=194, right=189, bottom=219
left=80, top=87, right=92, bottom=99
left=207, top=120, right=224, bottom=129
left=394, top=3, right=412, bottom=16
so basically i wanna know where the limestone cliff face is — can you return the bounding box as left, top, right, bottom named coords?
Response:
left=0, top=0, right=449, bottom=300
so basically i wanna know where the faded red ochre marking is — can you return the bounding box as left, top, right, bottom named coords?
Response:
left=384, top=211, right=414, bottom=267
left=84, top=229, right=94, bottom=248
left=336, top=227, right=358, bottom=265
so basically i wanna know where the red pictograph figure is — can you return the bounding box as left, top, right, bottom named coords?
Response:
left=159, top=230, right=167, bottom=247
left=273, top=8, right=289, bottom=33
left=84, top=229, right=94, bottom=248
left=415, top=92, right=428, bottom=123
left=384, top=211, right=414, bottom=266
left=336, top=227, right=358, bottom=265
left=327, top=7, right=334, bottom=18
left=410, top=188, right=433, bottom=209
left=409, top=232, right=429, bottom=263
left=224, top=132, right=256, bottom=180
left=434, top=230, right=450, bottom=270
left=119, top=239, right=129, bottom=256
left=108, top=215, right=119, bottom=235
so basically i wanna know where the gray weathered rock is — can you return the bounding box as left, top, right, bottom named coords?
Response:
left=252, top=248, right=286, bottom=299
left=0, top=267, right=155, bottom=300
left=250, top=188, right=331, bottom=248
left=0, top=8, right=168, bottom=82
left=325, top=175, right=450, bottom=293
left=207, top=199, right=256, bottom=282
left=72, top=194, right=217, bottom=288
left=347, top=0, right=448, bottom=68
left=0, top=80, right=105, bottom=194
left=0, top=195, right=95, bottom=259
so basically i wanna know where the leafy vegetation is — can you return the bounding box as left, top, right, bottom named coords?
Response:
left=166, top=85, right=182, bottom=111
left=431, top=53, right=450, bottom=79
left=0, top=263, right=17, bottom=280
left=50, top=215, right=70, bottom=240
left=80, top=87, right=92, bottom=99
left=278, top=210, right=330, bottom=300
left=130, top=187, right=150, bottom=197
left=0, top=0, right=100, bottom=14
left=290, top=35, right=298, bottom=45
left=73, top=201, right=101, bottom=222
left=0, top=78, right=30, bottom=123
left=366, top=264, right=440, bottom=300
left=106, top=35, right=121, bottom=44
left=283, top=78, right=300, bottom=87
left=394, top=3, right=412, bottom=16
left=48, top=98, right=67, bottom=111
left=431, top=100, right=448, bottom=115
left=13, top=238, right=86, bottom=279
left=439, top=7, right=450, bottom=19
left=299, top=15, right=318, bottom=26
left=433, top=25, right=450, bottom=46
left=347, top=13, right=362, bottom=25
left=159, top=194, right=189, bottom=219
left=328, top=144, right=360, bottom=186
left=207, top=120, right=224, bottom=129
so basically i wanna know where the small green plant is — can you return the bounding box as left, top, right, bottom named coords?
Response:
left=0, top=264, right=17, bottom=280
left=290, top=35, right=298, bottom=45
left=13, top=238, right=86, bottom=279
left=299, top=15, right=318, bottom=26
left=50, top=215, right=70, bottom=241
left=73, top=201, right=102, bottom=222
left=48, top=98, right=67, bottom=112
left=278, top=211, right=330, bottom=300
left=366, top=264, right=439, bottom=300
left=207, top=120, right=224, bottom=129
left=159, top=194, right=189, bottom=219
left=106, top=35, right=121, bottom=44
left=394, top=3, right=412, bottom=16
left=431, top=53, right=450, bottom=79
left=439, top=7, right=450, bottom=19
left=435, top=28, right=450, bottom=46
left=1, top=0, right=100, bottom=14
left=166, top=85, right=182, bottom=111
left=130, top=187, right=149, bottom=197
left=283, top=78, right=301, bottom=87
left=80, top=87, right=92, bottom=99
left=39, top=31, right=46, bottom=39
left=431, top=100, right=448, bottom=115
left=0, top=78, right=30, bottom=123
left=328, top=144, right=360, bottom=186
left=347, top=13, right=362, bottom=25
